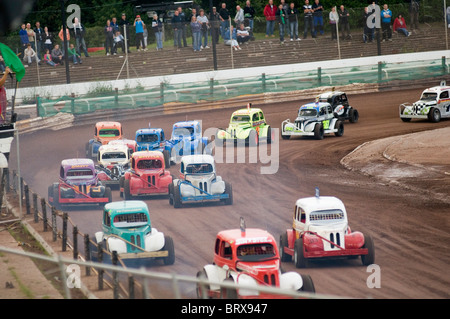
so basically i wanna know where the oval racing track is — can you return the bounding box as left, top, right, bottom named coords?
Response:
left=9, top=87, right=450, bottom=299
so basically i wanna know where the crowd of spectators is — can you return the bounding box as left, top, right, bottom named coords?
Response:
left=2, top=0, right=426, bottom=70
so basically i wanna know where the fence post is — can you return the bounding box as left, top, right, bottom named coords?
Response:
left=112, top=251, right=119, bottom=299
left=114, top=88, right=119, bottom=108
left=24, top=184, right=30, bottom=215
left=41, top=198, right=48, bottom=232
left=70, top=93, right=75, bottom=113
left=209, top=78, right=214, bottom=97
left=442, top=56, right=447, bottom=74
left=52, top=206, right=57, bottom=241
left=318, top=67, right=322, bottom=86
left=84, top=234, right=91, bottom=276
left=262, top=73, right=266, bottom=91
left=378, top=61, right=382, bottom=83
left=160, top=82, right=164, bottom=105
left=97, top=242, right=104, bottom=290
left=128, top=276, right=135, bottom=299
left=73, top=226, right=78, bottom=259
left=5, top=168, right=9, bottom=193
left=33, top=193, right=38, bottom=223
left=62, top=212, right=68, bottom=252
left=36, top=95, right=41, bottom=117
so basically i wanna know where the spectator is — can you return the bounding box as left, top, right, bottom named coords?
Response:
left=276, top=3, right=288, bottom=43
left=134, top=15, right=147, bottom=51
left=172, top=9, right=183, bottom=51
left=23, top=43, right=40, bottom=65
left=43, top=49, right=57, bottom=66
left=34, top=21, right=44, bottom=60
left=19, top=24, right=29, bottom=57
left=210, top=6, right=221, bottom=45
left=329, top=6, right=339, bottom=41
left=119, top=13, right=131, bottom=53
left=303, top=0, right=315, bottom=39
left=190, top=15, right=202, bottom=52
left=244, top=1, right=256, bottom=30
left=393, top=14, right=411, bottom=37
left=197, top=9, right=210, bottom=49
left=312, top=0, right=324, bottom=36
left=219, top=3, right=231, bottom=39
left=73, top=17, right=90, bottom=57
left=235, top=5, right=245, bottom=28
left=104, top=20, right=115, bottom=55
left=0, top=55, right=6, bottom=72
left=287, top=2, right=300, bottom=41
left=111, top=17, right=119, bottom=33
left=43, top=26, right=53, bottom=53
left=113, top=31, right=125, bottom=54
left=58, top=25, right=70, bottom=51
left=177, top=7, right=188, bottom=47
left=223, top=25, right=241, bottom=50
left=338, top=5, right=351, bottom=40
left=26, top=23, right=36, bottom=50
left=51, top=44, right=64, bottom=65
left=187, top=8, right=198, bottom=46
left=381, top=4, right=392, bottom=42
left=409, top=0, right=420, bottom=30
left=236, top=23, right=250, bottom=44
left=363, top=6, right=374, bottom=43
left=68, top=43, right=82, bottom=64
left=151, top=14, right=163, bottom=51
left=264, top=0, right=277, bottom=37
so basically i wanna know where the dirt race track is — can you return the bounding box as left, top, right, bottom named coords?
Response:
left=8, top=86, right=450, bottom=299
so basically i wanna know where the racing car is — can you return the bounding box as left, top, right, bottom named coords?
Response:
left=399, top=81, right=450, bottom=122
left=96, top=143, right=130, bottom=188
left=85, top=121, right=124, bottom=159
left=279, top=188, right=375, bottom=268
left=281, top=102, right=344, bottom=140
left=169, top=154, right=232, bottom=208
left=215, top=104, right=274, bottom=146
left=165, top=120, right=209, bottom=164
left=316, top=90, right=359, bottom=123
left=93, top=200, right=175, bottom=267
left=135, top=127, right=171, bottom=167
left=119, top=151, right=173, bottom=199
left=196, top=218, right=315, bottom=299
left=48, top=158, right=112, bottom=209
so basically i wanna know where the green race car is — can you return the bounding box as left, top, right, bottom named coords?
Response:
left=215, top=105, right=274, bottom=146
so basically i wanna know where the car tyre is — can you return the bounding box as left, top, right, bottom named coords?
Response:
left=361, top=234, right=375, bottom=266
left=294, top=238, right=307, bottom=268
left=173, top=183, right=182, bottom=208
left=221, top=277, right=238, bottom=299
left=248, top=130, right=259, bottom=146
left=299, top=274, right=315, bottom=293
left=163, top=149, right=171, bottom=168
left=196, top=269, right=210, bottom=299
left=279, top=232, right=292, bottom=262
left=428, top=107, right=441, bottom=123
left=349, top=108, right=359, bottom=123
left=223, top=182, right=233, bottom=205
left=168, top=182, right=174, bottom=205
left=314, top=123, right=324, bottom=140
left=124, top=179, right=132, bottom=200
left=334, top=120, right=344, bottom=137
left=162, top=236, right=175, bottom=265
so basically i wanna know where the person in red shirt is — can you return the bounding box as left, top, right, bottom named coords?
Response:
left=264, top=0, right=277, bottom=37
left=393, top=14, right=411, bottom=37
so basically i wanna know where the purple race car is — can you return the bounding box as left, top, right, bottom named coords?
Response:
left=48, top=158, right=112, bottom=209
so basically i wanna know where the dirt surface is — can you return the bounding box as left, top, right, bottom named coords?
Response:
left=3, top=85, right=450, bottom=299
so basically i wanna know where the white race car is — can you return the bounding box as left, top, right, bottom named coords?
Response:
left=400, top=81, right=450, bottom=122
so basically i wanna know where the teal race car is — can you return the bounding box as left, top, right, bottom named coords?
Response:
left=215, top=105, right=274, bottom=146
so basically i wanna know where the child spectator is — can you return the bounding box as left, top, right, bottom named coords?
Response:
left=44, top=49, right=57, bottom=66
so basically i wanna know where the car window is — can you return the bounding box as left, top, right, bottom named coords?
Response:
left=299, top=109, right=317, bottom=117
left=252, top=113, right=259, bottom=122
left=137, top=159, right=162, bottom=170
left=186, top=163, right=213, bottom=174
left=66, top=169, right=94, bottom=179
left=237, top=243, right=276, bottom=261
left=137, top=134, right=159, bottom=143
left=440, top=91, right=449, bottom=99
left=232, top=115, right=250, bottom=122
left=99, top=129, right=120, bottom=137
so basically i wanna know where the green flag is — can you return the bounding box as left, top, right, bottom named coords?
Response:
left=0, top=43, right=26, bottom=82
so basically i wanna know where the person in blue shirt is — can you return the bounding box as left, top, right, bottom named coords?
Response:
left=223, top=25, right=241, bottom=50
left=381, top=4, right=392, bottom=41
left=19, top=24, right=29, bottom=57
left=134, top=15, right=147, bottom=51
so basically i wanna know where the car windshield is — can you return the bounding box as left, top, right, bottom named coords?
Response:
left=102, top=152, right=127, bottom=160
left=420, top=92, right=437, bottom=101
left=173, top=127, right=194, bottom=136
left=137, top=134, right=159, bottom=143
left=309, top=209, right=345, bottom=225
left=237, top=243, right=276, bottom=261
left=99, top=129, right=120, bottom=137
left=137, top=159, right=162, bottom=170
left=66, top=169, right=94, bottom=179
left=299, top=108, right=318, bottom=117
left=112, top=213, right=148, bottom=228
left=186, top=163, right=213, bottom=174
left=231, top=115, right=250, bottom=123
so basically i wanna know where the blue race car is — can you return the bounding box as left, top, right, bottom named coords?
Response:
left=135, top=127, right=171, bottom=167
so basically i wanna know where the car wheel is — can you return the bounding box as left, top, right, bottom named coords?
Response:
left=401, top=117, right=412, bottom=122
left=314, top=123, right=324, bottom=140
left=162, top=236, right=175, bottom=265
left=334, top=120, right=344, bottom=137
left=102, top=187, right=112, bottom=206
left=119, top=177, right=124, bottom=198
left=163, top=149, right=171, bottom=168
left=349, top=108, right=359, bottom=123
left=361, top=234, right=375, bottom=266
left=221, top=277, right=238, bottom=299
left=428, top=107, right=441, bottom=123
left=266, top=126, right=273, bottom=144
left=196, top=269, right=210, bottom=299
left=279, top=232, right=292, bottom=262
left=124, top=179, right=132, bottom=200
left=223, top=182, right=233, bottom=205
left=52, top=184, right=60, bottom=210
left=281, top=123, right=291, bottom=140
left=299, top=274, right=315, bottom=293
left=294, top=238, right=307, bottom=268
left=168, top=182, right=174, bottom=205
left=173, top=183, right=182, bottom=208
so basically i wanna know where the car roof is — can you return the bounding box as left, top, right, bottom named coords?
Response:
left=181, top=154, right=215, bottom=166
left=98, top=144, right=129, bottom=152
left=61, top=158, right=95, bottom=168
left=423, top=86, right=450, bottom=93
left=295, top=196, right=346, bottom=213
left=232, top=108, right=263, bottom=116
left=95, top=121, right=122, bottom=129
left=136, top=128, right=163, bottom=135
left=104, top=200, right=149, bottom=215
left=217, top=228, right=276, bottom=246
left=173, top=120, right=199, bottom=127
left=300, top=102, right=330, bottom=110
left=132, top=150, right=164, bottom=160
left=317, top=91, right=344, bottom=99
